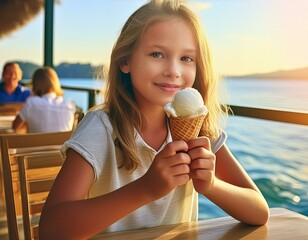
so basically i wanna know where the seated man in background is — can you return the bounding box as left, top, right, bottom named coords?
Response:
left=0, top=62, right=31, bottom=103
left=12, top=66, right=76, bottom=133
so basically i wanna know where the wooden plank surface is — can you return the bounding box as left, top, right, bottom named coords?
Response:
left=92, top=208, right=308, bottom=240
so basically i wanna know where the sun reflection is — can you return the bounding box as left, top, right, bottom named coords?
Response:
left=293, top=195, right=301, bottom=204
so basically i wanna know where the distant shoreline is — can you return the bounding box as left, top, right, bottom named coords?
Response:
left=224, top=76, right=308, bottom=80
left=226, top=66, right=308, bottom=80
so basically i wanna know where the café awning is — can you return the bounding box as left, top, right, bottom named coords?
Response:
left=0, top=0, right=45, bottom=39
left=0, top=0, right=58, bottom=67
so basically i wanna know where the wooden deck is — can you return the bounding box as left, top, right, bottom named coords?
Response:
left=1, top=203, right=306, bottom=239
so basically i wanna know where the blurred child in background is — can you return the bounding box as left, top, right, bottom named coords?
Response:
left=12, top=66, right=76, bottom=133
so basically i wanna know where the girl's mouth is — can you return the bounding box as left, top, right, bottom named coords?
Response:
left=155, top=83, right=181, bottom=93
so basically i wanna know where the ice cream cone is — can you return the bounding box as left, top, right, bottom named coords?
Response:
left=169, top=114, right=206, bottom=141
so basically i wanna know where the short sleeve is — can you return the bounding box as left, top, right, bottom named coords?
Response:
left=211, top=130, right=227, bottom=153
left=60, top=111, right=114, bottom=180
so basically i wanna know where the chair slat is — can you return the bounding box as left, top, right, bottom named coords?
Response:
left=26, top=166, right=61, bottom=180
left=30, top=202, right=45, bottom=215
left=28, top=178, right=56, bottom=194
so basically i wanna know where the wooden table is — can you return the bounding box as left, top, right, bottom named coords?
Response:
left=0, top=103, right=24, bottom=115
left=92, top=208, right=307, bottom=239
left=0, top=103, right=24, bottom=133
left=0, top=115, right=15, bottom=133
left=0, top=115, right=27, bottom=134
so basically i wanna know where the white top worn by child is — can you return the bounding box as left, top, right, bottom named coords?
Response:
left=18, top=92, right=75, bottom=132
left=61, top=110, right=226, bottom=232
left=12, top=67, right=76, bottom=133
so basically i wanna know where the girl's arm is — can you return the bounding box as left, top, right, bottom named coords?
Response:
left=188, top=137, right=269, bottom=225
left=12, top=115, right=27, bottom=132
left=39, top=141, right=191, bottom=239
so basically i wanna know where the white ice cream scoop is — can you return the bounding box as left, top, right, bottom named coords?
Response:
left=164, top=88, right=208, bottom=118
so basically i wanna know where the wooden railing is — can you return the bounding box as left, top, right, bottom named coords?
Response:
left=21, top=81, right=100, bottom=109
left=19, top=80, right=308, bottom=127
left=61, top=85, right=101, bottom=109
left=60, top=86, right=308, bottom=126
left=229, top=105, right=308, bottom=126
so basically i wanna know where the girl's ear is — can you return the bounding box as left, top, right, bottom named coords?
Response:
left=120, top=60, right=130, bottom=74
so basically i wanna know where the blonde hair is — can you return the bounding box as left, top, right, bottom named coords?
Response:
left=102, top=0, right=227, bottom=171
left=32, top=67, right=63, bottom=97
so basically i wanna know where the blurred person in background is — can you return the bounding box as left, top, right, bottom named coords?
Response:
left=12, top=66, right=76, bottom=133
left=0, top=62, right=31, bottom=103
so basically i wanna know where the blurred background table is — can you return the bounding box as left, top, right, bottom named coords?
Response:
left=0, top=103, right=23, bottom=116
left=0, top=103, right=25, bottom=133
left=0, top=115, right=15, bottom=133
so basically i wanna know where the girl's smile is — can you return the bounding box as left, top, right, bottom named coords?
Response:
left=154, top=82, right=181, bottom=93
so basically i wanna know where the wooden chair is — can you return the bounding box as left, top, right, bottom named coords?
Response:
left=0, top=131, right=72, bottom=240
left=18, top=152, right=63, bottom=239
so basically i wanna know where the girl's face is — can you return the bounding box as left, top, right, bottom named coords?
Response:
left=121, top=18, right=197, bottom=110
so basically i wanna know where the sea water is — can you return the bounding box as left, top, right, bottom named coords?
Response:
left=61, top=77, right=308, bottom=219
left=198, top=78, right=308, bottom=219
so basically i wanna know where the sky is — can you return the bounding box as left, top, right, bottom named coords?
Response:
left=1, top=0, right=308, bottom=76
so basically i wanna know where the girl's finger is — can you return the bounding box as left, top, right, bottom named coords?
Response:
left=190, top=158, right=215, bottom=170
left=187, top=137, right=211, bottom=151
left=161, top=140, right=189, bottom=157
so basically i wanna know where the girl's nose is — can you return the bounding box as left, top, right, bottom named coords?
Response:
left=163, top=60, right=180, bottom=79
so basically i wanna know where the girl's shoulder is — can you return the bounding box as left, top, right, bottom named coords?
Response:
left=76, top=109, right=113, bottom=134
left=24, top=95, right=41, bottom=104
left=84, top=109, right=109, bottom=121
left=25, top=94, right=55, bottom=105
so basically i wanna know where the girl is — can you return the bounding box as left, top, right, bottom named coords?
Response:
left=39, top=0, right=269, bottom=239
left=12, top=66, right=76, bottom=133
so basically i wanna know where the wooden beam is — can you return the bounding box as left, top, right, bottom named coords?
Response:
left=44, top=0, right=54, bottom=67
left=230, top=105, right=308, bottom=126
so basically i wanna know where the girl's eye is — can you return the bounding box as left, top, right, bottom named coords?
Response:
left=181, top=56, right=193, bottom=62
left=151, top=52, right=163, bottom=58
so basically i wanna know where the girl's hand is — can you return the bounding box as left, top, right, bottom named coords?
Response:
left=141, top=141, right=191, bottom=200
left=187, top=137, right=216, bottom=195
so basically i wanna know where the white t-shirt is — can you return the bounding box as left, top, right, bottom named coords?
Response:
left=61, top=110, right=226, bottom=233
left=19, top=93, right=76, bottom=133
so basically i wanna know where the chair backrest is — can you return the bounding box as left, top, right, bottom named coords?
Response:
left=18, top=152, right=63, bottom=240
left=0, top=131, right=72, bottom=240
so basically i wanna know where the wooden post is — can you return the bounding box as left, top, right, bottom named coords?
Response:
left=44, top=0, right=54, bottom=67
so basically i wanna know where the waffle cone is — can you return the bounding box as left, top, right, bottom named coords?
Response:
left=169, top=114, right=206, bottom=141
